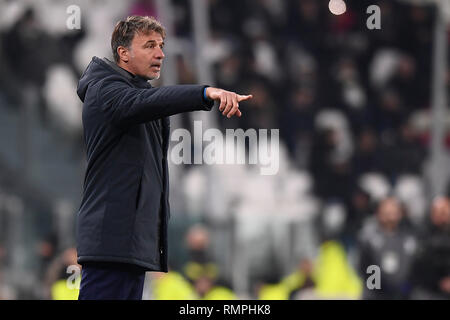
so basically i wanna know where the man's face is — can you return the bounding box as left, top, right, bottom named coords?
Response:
left=431, top=197, right=450, bottom=227
left=377, top=198, right=402, bottom=231
left=124, top=30, right=165, bottom=80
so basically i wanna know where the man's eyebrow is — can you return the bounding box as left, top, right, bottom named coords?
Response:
left=144, top=40, right=165, bottom=46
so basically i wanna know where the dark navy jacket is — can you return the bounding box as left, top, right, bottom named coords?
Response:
left=76, top=56, right=213, bottom=271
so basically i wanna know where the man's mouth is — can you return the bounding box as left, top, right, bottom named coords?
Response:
left=150, top=63, right=161, bottom=71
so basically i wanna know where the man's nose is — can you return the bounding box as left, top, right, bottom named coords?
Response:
left=156, top=47, right=165, bottom=59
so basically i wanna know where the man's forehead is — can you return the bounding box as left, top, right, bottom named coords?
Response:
left=134, top=31, right=164, bottom=44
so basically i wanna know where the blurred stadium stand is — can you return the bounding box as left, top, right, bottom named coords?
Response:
left=0, top=0, right=449, bottom=299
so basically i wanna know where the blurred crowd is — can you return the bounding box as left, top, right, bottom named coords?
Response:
left=0, top=0, right=449, bottom=299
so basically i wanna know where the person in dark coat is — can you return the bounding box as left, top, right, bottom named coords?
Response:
left=412, top=197, right=450, bottom=299
left=76, top=15, right=252, bottom=300
left=357, top=196, right=418, bottom=299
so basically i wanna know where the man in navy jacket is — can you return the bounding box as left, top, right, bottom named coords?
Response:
left=76, top=15, right=251, bottom=299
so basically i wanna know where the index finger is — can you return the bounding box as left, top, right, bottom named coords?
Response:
left=237, top=94, right=253, bottom=102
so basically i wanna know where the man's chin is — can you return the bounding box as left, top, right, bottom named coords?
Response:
left=145, top=72, right=161, bottom=81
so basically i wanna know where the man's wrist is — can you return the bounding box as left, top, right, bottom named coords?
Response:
left=202, top=86, right=214, bottom=110
left=203, top=87, right=210, bottom=101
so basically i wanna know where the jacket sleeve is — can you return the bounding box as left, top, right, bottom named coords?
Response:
left=97, top=77, right=214, bottom=126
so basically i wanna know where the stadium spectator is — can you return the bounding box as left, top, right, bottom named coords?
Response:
left=357, top=196, right=418, bottom=299
left=2, top=7, right=52, bottom=124
left=43, top=247, right=80, bottom=300
left=412, top=197, right=450, bottom=299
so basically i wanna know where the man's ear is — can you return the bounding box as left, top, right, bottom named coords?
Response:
left=117, top=46, right=129, bottom=63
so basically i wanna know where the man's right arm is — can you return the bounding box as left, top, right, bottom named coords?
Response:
left=97, top=77, right=213, bottom=127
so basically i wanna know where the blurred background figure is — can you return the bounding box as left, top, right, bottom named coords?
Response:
left=43, top=247, right=80, bottom=300
left=0, top=0, right=448, bottom=299
left=283, top=258, right=317, bottom=300
left=357, top=197, right=418, bottom=299
left=146, top=270, right=196, bottom=300
left=192, top=274, right=237, bottom=300
left=182, top=224, right=236, bottom=299
left=184, top=224, right=213, bottom=268
left=411, top=197, right=450, bottom=300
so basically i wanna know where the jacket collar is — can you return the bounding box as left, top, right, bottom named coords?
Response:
left=101, top=57, right=152, bottom=88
